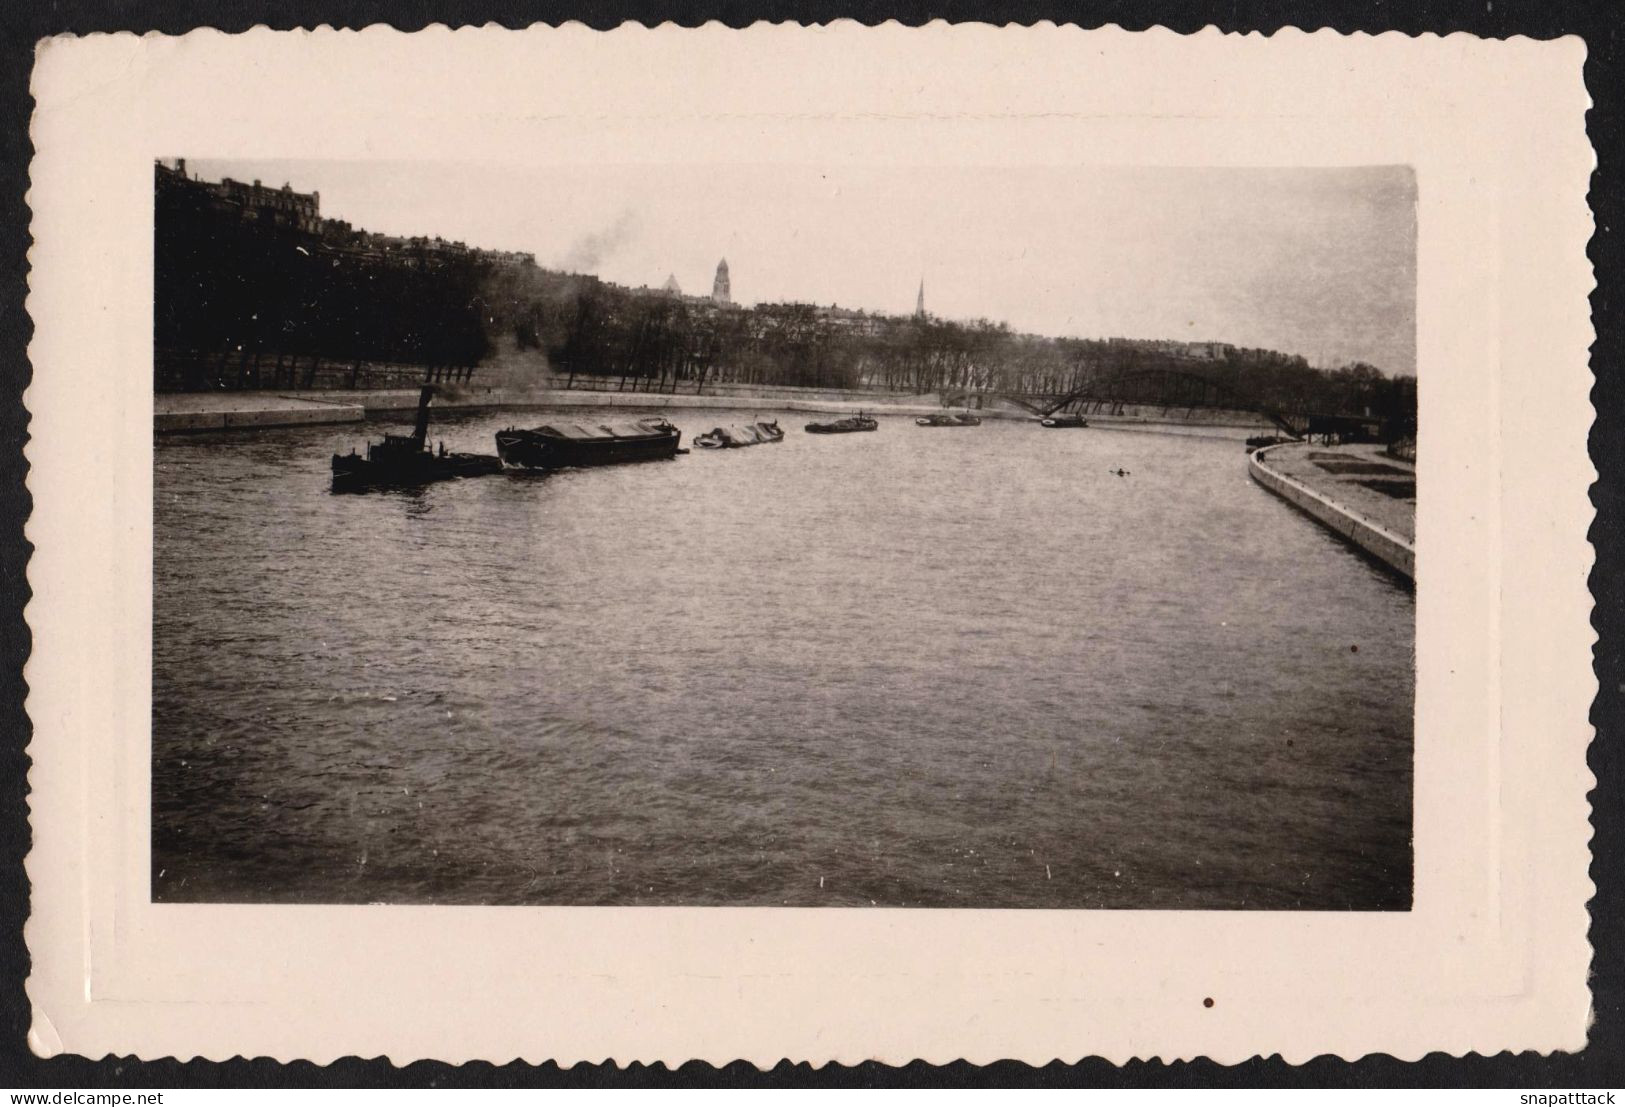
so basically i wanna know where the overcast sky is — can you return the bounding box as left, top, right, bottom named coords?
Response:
left=190, top=160, right=1416, bottom=375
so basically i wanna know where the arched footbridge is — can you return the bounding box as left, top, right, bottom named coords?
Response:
left=944, top=368, right=1305, bottom=436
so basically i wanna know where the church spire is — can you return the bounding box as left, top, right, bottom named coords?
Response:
left=915, top=277, right=925, bottom=318
left=712, top=258, right=732, bottom=304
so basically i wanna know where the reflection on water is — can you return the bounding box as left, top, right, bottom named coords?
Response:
left=153, top=408, right=1413, bottom=908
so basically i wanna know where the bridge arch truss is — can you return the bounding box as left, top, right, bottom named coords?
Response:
left=949, top=368, right=1301, bottom=435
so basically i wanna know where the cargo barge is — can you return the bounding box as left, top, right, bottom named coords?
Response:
left=495, top=417, right=682, bottom=470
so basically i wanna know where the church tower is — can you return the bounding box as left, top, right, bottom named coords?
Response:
left=915, top=277, right=925, bottom=318
left=712, top=258, right=732, bottom=304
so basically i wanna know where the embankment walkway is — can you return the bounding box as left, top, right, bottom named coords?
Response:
left=153, top=392, right=368, bottom=432
left=156, top=384, right=1280, bottom=434
left=153, top=386, right=953, bottom=432
left=1249, top=442, right=1415, bottom=582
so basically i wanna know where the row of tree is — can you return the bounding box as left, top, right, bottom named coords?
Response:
left=482, top=270, right=1414, bottom=421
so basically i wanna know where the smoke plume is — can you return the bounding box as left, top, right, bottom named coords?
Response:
left=561, top=210, right=639, bottom=272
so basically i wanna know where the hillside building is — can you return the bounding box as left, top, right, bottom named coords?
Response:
left=154, top=159, right=535, bottom=270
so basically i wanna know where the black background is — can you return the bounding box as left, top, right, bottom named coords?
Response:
left=0, top=0, right=1618, bottom=1090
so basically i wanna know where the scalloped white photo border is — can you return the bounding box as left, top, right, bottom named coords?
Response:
left=23, top=23, right=1595, bottom=1066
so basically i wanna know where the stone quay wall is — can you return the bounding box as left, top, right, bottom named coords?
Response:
left=1248, top=444, right=1415, bottom=582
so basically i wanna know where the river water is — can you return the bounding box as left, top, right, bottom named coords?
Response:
left=153, top=407, right=1413, bottom=909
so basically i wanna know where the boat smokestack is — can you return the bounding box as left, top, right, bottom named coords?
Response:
left=412, top=385, right=436, bottom=447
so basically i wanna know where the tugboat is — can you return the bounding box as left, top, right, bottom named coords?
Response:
left=915, top=412, right=982, bottom=427
left=1040, top=412, right=1089, bottom=428
left=805, top=413, right=879, bottom=434
left=693, top=420, right=784, bottom=449
left=331, top=385, right=501, bottom=491
left=495, top=416, right=682, bottom=470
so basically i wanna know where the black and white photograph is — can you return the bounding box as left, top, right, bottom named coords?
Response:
left=150, top=158, right=1418, bottom=911
left=22, top=21, right=1600, bottom=1069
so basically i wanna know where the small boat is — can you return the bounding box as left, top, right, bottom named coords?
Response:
left=915, top=412, right=982, bottom=427
left=1040, top=412, right=1088, bottom=429
left=331, top=385, right=501, bottom=491
left=805, top=413, right=879, bottom=434
left=693, top=420, right=784, bottom=449
left=1245, top=434, right=1296, bottom=452
left=495, top=416, right=681, bottom=470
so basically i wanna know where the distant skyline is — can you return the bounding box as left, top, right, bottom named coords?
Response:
left=187, top=160, right=1417, bottom=374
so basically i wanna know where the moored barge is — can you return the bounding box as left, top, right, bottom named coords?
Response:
left=805, top=414, right=878, bottom=434
left=693, top=420, right=784, bottom=449
left=495, top=417, right=682, bottom=470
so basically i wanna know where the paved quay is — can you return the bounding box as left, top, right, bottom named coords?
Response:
left=1249, top=441, right=1415, bottom=580
left=155, top=392, right=365, bottom=432
left=154, top=387, right=960, bottom=430
left=156, top=385, right=1280, bottom=433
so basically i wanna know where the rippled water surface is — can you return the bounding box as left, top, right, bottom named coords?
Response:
left=154, top=408, right=1413, bottom=909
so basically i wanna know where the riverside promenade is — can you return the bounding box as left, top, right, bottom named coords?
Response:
left=155, top=384, right=1280, bottom=434
left=155, top=392, right=374, bottom=432
left=1249, top=441, right=1415, bottom=582
left=155, top=385, right=951, bottom=432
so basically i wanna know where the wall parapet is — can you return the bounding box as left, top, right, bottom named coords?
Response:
left=1248, top=444, right=1415, bottom=582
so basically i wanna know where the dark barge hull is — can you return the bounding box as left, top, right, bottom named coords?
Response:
left=693, top=421, right=783, bottom=448
left=495, top=420, right=682, bottom=470
left=805, top=420, right=878, bottom=434
left=331, top=451, right=501, bottom=491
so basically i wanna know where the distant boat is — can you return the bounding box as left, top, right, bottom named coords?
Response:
left=1040, top=413, right=1088, bottom=428
left=805, top=414, right=878, bottom=434
left=495, top=416, right=682, bottom=470
left=331, top=385, right=501, bottom=491
left=694, top=420, right=784, bottom=449
left=915, top=412, right=982, bottom=427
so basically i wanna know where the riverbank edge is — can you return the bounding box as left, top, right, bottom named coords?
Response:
left=1248, top=443, right=1415, bottom=582
left=155, top=387, right=1276, bottom=435
left=155, top=396, right=367, bottom=432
